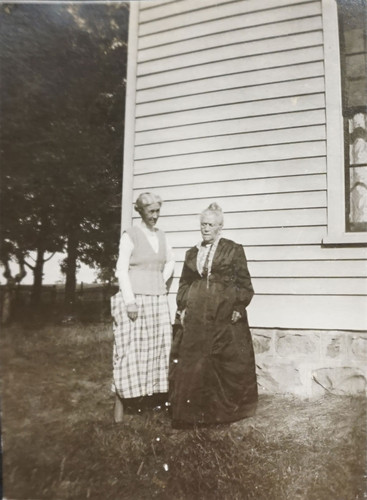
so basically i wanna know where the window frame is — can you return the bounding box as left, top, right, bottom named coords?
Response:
left=321, top=0, right=367, bottom=245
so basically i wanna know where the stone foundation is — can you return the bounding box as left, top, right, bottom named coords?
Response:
left=252, top=328, right=367, bottom=397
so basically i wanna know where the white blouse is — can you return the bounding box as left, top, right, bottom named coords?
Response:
left=115, top=222, right=175, bottom=305
left=196, top=236, right=221, bottom=276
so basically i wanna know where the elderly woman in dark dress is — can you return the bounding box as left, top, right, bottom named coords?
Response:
left=169, top=203, right=258, bottom=427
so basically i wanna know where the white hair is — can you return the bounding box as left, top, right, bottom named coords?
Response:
left=200, top=202, right=224, bottom=226
left=134, top=192, right=163, bottom=213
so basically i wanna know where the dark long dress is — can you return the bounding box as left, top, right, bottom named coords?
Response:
left=169, top=238, right=258, bottom=427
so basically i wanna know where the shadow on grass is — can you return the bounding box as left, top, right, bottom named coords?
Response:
left=1, top=323, right=366, bottom=500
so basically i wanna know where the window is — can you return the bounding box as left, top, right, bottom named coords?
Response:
left=338, top=0, right=367, bottom=232
left=322, top=0, right=367, bottom=244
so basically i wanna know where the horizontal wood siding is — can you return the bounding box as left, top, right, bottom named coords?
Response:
left=150, top=191, right=327, bottom=213
left=139, top=0, right=315, bottom=32
left=128, top=0, right=367, bottom=330
left=165, top=245, right=367, bottom=263
left=137, top=47, right=324, bottom=88
left=134, top=142, right=326, bottom=173
left=138, top=17, right=323, bottom=61
left=156, top=208, right=328, bottom=230
left=167, top=276, right=367, bottom=296
left=138, top=2, right=322, bottom=48
left=162, top=227, right=327, bottom=247
left=134, top=157, right=326, bottom=186
left=135, top=125, right=325, bottom=158
left=137, top=32, right=324, bottom=75
left=135, top=95, right=326, bottom=131
left=134, top=174, right=327, bottom=201
left=136, top=63, right=325, bottom=103
left=168, top=259, right=367, bottom=279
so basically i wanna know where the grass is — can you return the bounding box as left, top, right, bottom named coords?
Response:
left=1, top=322, right=366, bottom=500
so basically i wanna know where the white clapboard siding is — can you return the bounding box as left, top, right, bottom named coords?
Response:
left=166, top=226, right=326, bottom=247
left=135, top=157, right=326, bottom=188
left=135, top=125, right=325, bottom=159
left=154, top=191, right=327, bottom=214
left=247, top=295, right=367, bottom=330
left=134, top=174, right=326, bottom=201
left=180, top=208, right=320, bottom=229
left=138, top=2, right=322, bottom=49
left=137, top=63, right=325, bottom=104
left=168, top=276, right=367, bottom=296
left=138, top=17, right=323, bottom=61
left=252, top=278, right=367, bottom=295
left=136, top=79, right=324, bottom=118
left=135, top=109, right=326, bottom=146
left=140, top=0, right=175, bottom=11
left=137, top=47, right=323, bottom=89
left=138, top=32, right=323, bottom=75
left=135, top=94, right=325, bottom=131
left=170, top=259, right=367, bottom=281
left=122, top=0, right=367, bottom=331
left=134, top=142, right=326, bottom=174
left=167, top=246, right=367, bottom=263
left=156, top=208, right=327, bottom=231
left=165, top=295, right=367, bottom=332
left=140, top=0, right=237, bottom=19
left=136, top=78, right=324, bottom=118
left=248, top=260, right=367, bottom=278
left=139, top=0, right=312, bottom=30
left=246, top=246, right=367, bottom=262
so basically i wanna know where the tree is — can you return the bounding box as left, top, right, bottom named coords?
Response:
left=0, top=3, right=128, bottom=308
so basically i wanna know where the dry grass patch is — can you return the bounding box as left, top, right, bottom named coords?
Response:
left=1, top=323, right=366, bottom=500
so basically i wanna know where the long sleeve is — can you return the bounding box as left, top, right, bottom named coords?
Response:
left=163, top=241, right=175, bottom=283
left=233, top=243, right=254, bottom=315
left=177, top=252, right=197, bottom=311
left=115, top=232, right=136, bottom=305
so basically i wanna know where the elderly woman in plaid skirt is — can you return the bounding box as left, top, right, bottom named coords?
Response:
left=111, top=192, right=174, bottom=422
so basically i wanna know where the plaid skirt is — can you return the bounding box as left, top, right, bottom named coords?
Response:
left=111, top=291, right=172, bottom=399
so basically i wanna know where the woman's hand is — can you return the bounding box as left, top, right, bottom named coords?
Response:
left=231, top=310, right=242, bottom=324
left=177, top=309, right=186, bottom=326
left=127, top=303, right=138, bottom=322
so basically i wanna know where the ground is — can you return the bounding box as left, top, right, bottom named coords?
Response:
left=1, top=322, right=366, bottom=500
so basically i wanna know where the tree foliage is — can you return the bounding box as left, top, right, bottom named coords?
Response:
left=0, top=3, right=128, bottom=304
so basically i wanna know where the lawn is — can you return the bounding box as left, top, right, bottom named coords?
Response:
left=1, top=322, right=366, bottom=500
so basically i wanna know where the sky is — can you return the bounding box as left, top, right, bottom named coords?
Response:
left=1, top=252, right=98, bottom=285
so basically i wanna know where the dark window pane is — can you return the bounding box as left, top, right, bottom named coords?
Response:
left=338, top=0, right=367, bottom=232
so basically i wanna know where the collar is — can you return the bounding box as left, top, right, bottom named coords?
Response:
left=140, top=220, right=157, bottom=233
left=196, top=235, right=221, bottom=250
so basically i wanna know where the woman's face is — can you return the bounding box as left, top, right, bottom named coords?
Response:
left=200, top=212, right=222, bottom=244
left=140, top=202, right=161, bottom=229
